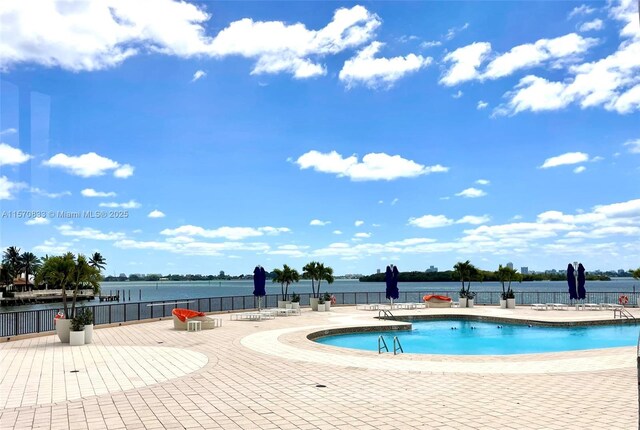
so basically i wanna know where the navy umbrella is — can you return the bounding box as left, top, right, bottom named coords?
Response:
left=567, top=263, right=578, bottom=301
left=577, top=263, right=586, bottom=300
left=385, top=265, right=400, bottom=307
left=253, top=266, right=266, bottom=309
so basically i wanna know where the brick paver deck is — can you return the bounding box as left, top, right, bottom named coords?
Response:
left=0, top=305, right=637, bottom=429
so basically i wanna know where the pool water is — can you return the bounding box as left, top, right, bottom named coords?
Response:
left=315, top=320, right=639, bottom=355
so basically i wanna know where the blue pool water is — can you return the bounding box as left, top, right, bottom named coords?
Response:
left=315, top=320, right=640, bottom=355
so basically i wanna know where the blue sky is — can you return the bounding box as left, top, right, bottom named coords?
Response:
left=0, top=0, right=639, bottom=276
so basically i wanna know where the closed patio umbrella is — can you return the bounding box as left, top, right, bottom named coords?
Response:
left=253, top=266, right=266, bottom=310
left=567, top=263, right=578, bottom=301
left=385, top=265, right=400, bottom=308
left=577, top=263, right=586, bottom=300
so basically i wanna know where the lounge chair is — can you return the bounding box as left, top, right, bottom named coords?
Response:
left=531, top=303, right=547, bottom=310
left=172, top=308, right=222, bottom=330
left=422, top=295, right=453, bottom=308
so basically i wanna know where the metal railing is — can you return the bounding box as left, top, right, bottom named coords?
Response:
left=0, top=290, right=637, bottom=338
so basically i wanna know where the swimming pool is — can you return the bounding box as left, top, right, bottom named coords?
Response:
left=315, top=320, right=639, bottom=355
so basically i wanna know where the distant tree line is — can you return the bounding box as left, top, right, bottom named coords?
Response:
left=360, top=269, right=611, bottom=282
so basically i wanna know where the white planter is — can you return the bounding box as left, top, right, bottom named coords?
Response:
left=467, top=298, right=475, bottom=308
left=84, top=324, right=94, bottom=344
left=56, top=318, right=71, bottom=343
left=499, top=299, right=507, bottom=309
left=69, top=330, right=85, bottom=346
left=290, top=302, right=300, bottom=310
left=310, top=298, right=319, bottom=311
left=277, top=300, right=291, bottom=309
left=317, top=303, right=326, bottom=312
left=459, top=297, right=468, bottom=308
left=325, top=302, right=331, bottom=311
left=507, top=298, right=516, bottom=309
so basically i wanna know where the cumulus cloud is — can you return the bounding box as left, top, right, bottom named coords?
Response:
left=573, top=166, right=587, bottom=173
left=43, top=152, right=134, bottom=178
left=0, top=128, right=17, bottom=135
left=148, top=210, right=166, bottom=218
left=0, top=2, right=381, bottom=80
left=354, top=232, right=371, bottom=238
left=192, top=70, right=206, bottom=82
left=339, top=41, right=432, bottom=89
left=452, top=90, right=463, bottom=98
left=160, top=224, right=290, bottom=240
left=475, top=179, right=490, bottom=185
left=568, top=5, right=596, bottom=19
left=579, top=19, right=604, bottom=32
left=99, top=200, right=141, bottom=209
left=409, top=214, right=490, bottom=228
left=34, top=238, right=74, bottom=254
left=310, top=219, right=330, bottom=226
left=540, top=152, right=590, bottom=168
left=0, top=176, right=26, bottom=199
left=30, top=187, right=71, bottom=198
left=332, top=230, right=343, bottom=235
left=457, top=215, right=491, bottom=225
left=483, top=33, right=597, bottom=80
left=625, top=138, right=640, bottom=153
left=440, top=42, right=491, bottom=86
left=455, top=187, right=487, bottom=198
left=25, top=217, right=50, bottom=225
left=477, top=101, right=489, bottom=110
left=81, top=188, right=116, bottom=198
left=420, top=40, right=442, bottom=49
left=295, top=150, right=448, bottom=181
left=57, top=225, right=126, bottom=241
left=495, top=1, right=640, bottom=115
left=354, top=220, right=364, bottom=227
left=444, top=23, right=469, bottom=41
left=0, top=143, right=31, bottom=165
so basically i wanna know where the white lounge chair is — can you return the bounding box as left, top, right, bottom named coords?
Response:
left=531, top=303, right=547, bottom=310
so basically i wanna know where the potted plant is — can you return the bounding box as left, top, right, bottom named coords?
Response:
left=458, top=286, right=468, bottom=308
left=81, top=308, right=94, bottom=344
left=453, top=260, right=482, bottom=308
left=290, top=292, right=300, bottom=310
left=302, top=261, right=334, bottom=311
left=497, top=264, right=521, bottom=309
left=466, top=291, right=476, bottom=308
left=317, top=296, right=326, bottom=312
left=69, top=314, right=85, bottom=346
left=323, top=292, right=332, bottom=311
left=272, top=264, right=299, bottom=308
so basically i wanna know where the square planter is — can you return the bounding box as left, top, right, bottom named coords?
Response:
left=507, top=298, right=516, bottom=309
left=467, top=298, right=474, bottom=308
left=310, top=298, right=319, bottom=311
left=70, top=330, right=85, bottom=346
left=317, top=303, right=326, bottom=312
left=459, top=297, right=468, bottom=308
left=84, top=324, right=94, bottom=344
left=499, top=299, right=507, bottom=309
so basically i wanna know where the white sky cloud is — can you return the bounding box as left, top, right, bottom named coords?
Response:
left=33, top=238, right=74, bottom=254
left=579, top=19, right=604, bottom=32
left=444, top=23, right=469, bottom=41
left=0, top=143, right=31, bottom=165
left=148, top=210, right=166, bottom=218
left=455, top=187, right=487, bottom=198
left=457, top=215, right=491, bottom=225
left=475, top=179, right=490, bottom=185
left=624, top=138, right=640, bottom=153
left=0, top=3, right=381, bottom=80
left=477, top=101, right=488, bottom=110
left=57, top=225, right=126, bottom=241
left=420, top=40, right=441, bottom=49
left=0, top=176, right=26, bottom=199
left=440, top=42, right=491, bottom=86
left=354, top=220, right=364, bottom=227
left=43, top=152, right=134, bottom=178
left=160, top=224, right=290, bottom=240
left=540, top=152, right=590, bottom=168
left=99, top=200, right=141, bottom=209
left=354, top=232, right=371, bottom=238
left=192, top=70, right=206, bottom=82
left=30, top=187, right=71, bottom=199
left=25, top=217, right=50, bottom=226
left=295, top=150, right=448, bottom=181
left=568, top=5, right=596, bottom=19
left=310, top=219, right=330, bottom=226
left=483, top=33, right=597, bottom=80
left=0, top=128, right=17, bottom=135
left=81, top=188, right=116, bottom=198
left=408, top=214, right=453, bottom=228
left=332, top=230, right=343, bottom=235
left=452, top=90, right=463, bottom=98
left=339, top=41, right=432, bottom=89
left=573, top=166, right=587, bottom=173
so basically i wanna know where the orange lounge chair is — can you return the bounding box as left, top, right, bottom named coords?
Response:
left=422, top=295, right=453, bottom=308
left=172, top=308, right=222, bottom=330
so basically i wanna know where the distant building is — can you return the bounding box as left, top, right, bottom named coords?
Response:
left=426, top=265, right=438, bottom=273
left=376, top=269, right=381, bottom=274
left=506, top=262, right=514, bottom=270
left=521, top=267, right=529, bottom=275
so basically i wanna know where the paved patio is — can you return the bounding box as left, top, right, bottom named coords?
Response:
left=0, top=305, right=638, bottom=429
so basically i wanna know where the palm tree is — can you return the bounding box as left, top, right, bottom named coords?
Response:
left=272, top=264, right=300, bottom=301
left=453, top=260, right=481, bottom=298
left=19, top=252, right=41, bottom=292
left=302, top=261, right=334, bottom=298
left=36, top=253, right=75, bottom=318
left=2, top=246, right=22, bottom=284
left=89, top=252, right=107, bottom=272
left=69, top=254, right=101, bottom=318
left=633, top=267, right=640, bottom=281
left=496, top=264, right=521, bottom=299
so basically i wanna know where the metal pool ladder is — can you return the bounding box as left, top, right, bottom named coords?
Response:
left=614, top=307, right=637, bottom=321
left=378, top=335, right=404, bottom=355
left=378, top=309, right=396, bottom=320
